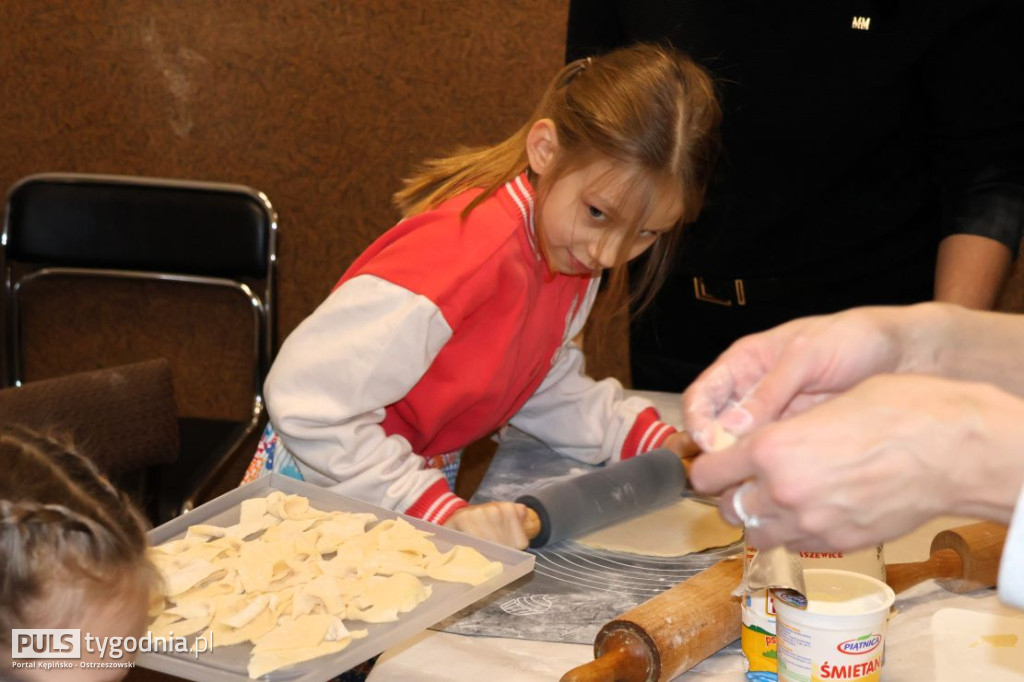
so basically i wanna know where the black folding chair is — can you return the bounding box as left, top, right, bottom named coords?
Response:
left=2, top=173, right=278, bottom=522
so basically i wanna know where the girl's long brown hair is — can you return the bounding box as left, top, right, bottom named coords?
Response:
left=394, top=43, right=721, bottom=315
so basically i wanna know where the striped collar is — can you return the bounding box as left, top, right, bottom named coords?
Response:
left=502, top=172, right=542, bottom=261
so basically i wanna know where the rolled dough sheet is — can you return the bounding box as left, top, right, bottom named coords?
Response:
left=576, top=498, right=742, bottom=557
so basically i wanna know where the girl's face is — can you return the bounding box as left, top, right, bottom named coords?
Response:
left=526, top=119, right=683, bottom=276
left=537, top=157, right=682, bottom=276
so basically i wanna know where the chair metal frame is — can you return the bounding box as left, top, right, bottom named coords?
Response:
left=1, top=172, right=278, bottom=516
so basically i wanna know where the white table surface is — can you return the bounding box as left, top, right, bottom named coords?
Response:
left=368, top=392, right=1024, bottom=681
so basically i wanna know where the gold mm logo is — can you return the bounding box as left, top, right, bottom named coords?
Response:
left=851, top=16, right=871, bottom=30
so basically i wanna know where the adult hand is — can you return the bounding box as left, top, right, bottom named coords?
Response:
left=683, top=306, right=922, bottom=450
left=689, top=373, right=1024, bottom=552
left=443, top=501, right=530, bottom=549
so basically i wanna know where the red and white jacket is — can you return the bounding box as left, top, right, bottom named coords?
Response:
left=264, top=173, right=678, bottom=525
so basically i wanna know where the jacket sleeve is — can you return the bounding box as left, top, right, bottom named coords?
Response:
left=508, top=278, right=677, bottom=464
left=999, top=483, right=1024, bottom=609
left=264, top=274, right=467, bottom=524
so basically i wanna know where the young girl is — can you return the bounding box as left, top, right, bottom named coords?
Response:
left=0, top=425, right=157, bottom=681
left=244, top=44, right=721, bottom=549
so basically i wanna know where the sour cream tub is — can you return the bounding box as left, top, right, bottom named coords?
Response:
left=773, top=569, right=896, bottom=682
left=741, top=545, right=885, bottom=680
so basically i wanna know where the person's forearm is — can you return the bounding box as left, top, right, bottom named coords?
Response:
left=934, top=233, right=1012, bottom=310
left=894, top=302, right=1024, bottom=397
left=944, top=381, right=1024, bottom=523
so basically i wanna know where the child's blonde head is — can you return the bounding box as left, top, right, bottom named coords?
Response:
left=395, top=43, right=721, bottom=311
left=0, top=426, right=156, bottom=652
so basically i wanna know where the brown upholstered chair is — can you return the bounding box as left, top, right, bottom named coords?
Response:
left=0, top=359, right=179, bottom=520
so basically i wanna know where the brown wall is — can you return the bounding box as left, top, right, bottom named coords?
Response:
left=0, top=1, right=613, bottom=420
left=15, top=2, right=1017, bottom=420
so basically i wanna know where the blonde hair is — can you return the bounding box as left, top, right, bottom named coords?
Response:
left=394, top=43, right=721, bottom=313
left=0, top=425, right=156, bottom=645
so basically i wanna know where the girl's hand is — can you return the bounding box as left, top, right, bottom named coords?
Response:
left=443, top=501, right=531, bottom=549
left=661, top=430, right=701, bottom=459
left=690, top=374, right=1024, bottom=552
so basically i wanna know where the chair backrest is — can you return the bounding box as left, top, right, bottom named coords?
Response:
left=2, top=173, right=279, bottom=520
left=0, top=358, right=179, bottom=475
left=1, top=173, right=278, bottom=402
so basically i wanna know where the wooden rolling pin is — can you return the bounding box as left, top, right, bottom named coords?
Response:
left=522, top=507, right=543, bottom=539
left=561, top=521, right=1007, bottom=682
left=884, top=521, right=1007, bottom=594
left=561, top=557, right=744, bottom=682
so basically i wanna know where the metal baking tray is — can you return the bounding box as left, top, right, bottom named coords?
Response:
left=137, top=474, right=535, bottom=681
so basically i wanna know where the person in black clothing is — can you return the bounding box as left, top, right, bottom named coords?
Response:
left=567, top=1, right=1024, bottom=390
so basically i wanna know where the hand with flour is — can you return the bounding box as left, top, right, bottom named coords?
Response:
left=682, top=302, right=1024, bottom=560
left=684, top=302, right=1024, bottom=447
left=691, top=373, right=1024, bottom=551
left=682, top=304, right=937, bottom=451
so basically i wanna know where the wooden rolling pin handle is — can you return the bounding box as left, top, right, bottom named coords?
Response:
left=884, top=548, right=962, bottom=594
left=884, top=521, right=1007, bottom=594
left=561, top=630, right=652, bottom=682
left=679, top=455, right=695, bottom=478
left=930, top=521, right=1006, bottom=593
left=522, top=507, right=542, bottom=540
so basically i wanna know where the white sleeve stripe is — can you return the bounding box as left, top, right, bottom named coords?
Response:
left=652, top=423, right=674, bottom=449
left=639, top=423, right=673, bottom=454
left=423, top=491, right=460, bottom=522
left=637, top=421, right=661, bottom=453
left=425, top=494, right=464, bottom=523
left=435, top=497, right=466, bottom=523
